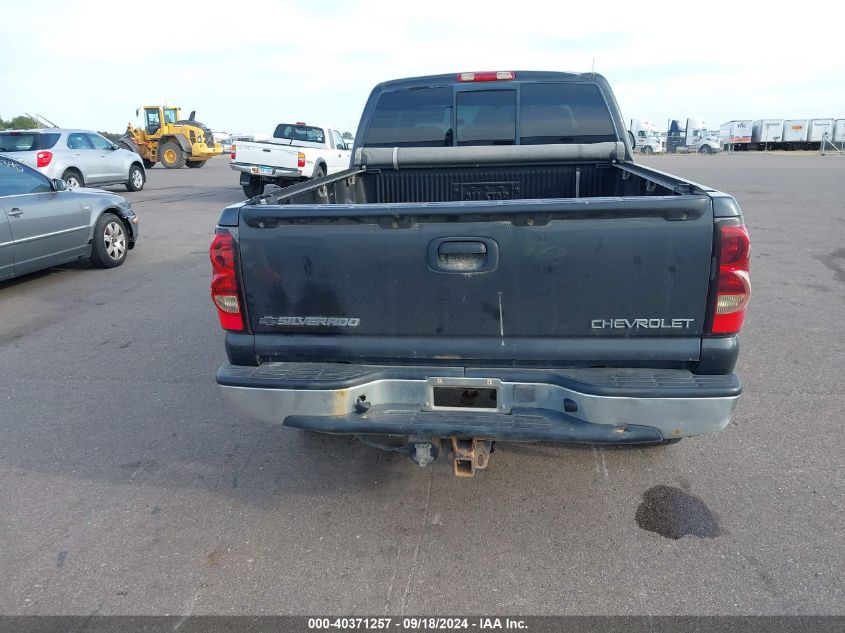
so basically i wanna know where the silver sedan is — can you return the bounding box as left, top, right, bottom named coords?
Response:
left=0, top=155, right=139, bottom=281
left=0, top=128, right=146, bottom=191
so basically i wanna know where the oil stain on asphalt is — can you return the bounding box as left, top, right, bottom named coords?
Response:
left=636, top=485, right=721, bottom=539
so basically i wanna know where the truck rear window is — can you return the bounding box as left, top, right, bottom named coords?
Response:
left=456, top=90, right=516, bottom=146
left=273, top=124, right=325, bottom=144
left=363, top=82, right=617, bottom=147
left=0, top=132, right=61, bottom=152
left=364, top=87, right=453, bottom=147
left=519, top=83, right=616, bottom=144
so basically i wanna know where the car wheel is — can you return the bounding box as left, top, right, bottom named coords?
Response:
left=90, top=213, right=128, bottom=268
left=313, top=164, right=325, bottom=179
left=62, top=169, right=84, bottom=189
left=143, top=159, right=156, bottom=169
left=242, top=179, right=264, bottom=198
left=125, top=165, right=145, bottom=192
left=159, top=141, right=186, bottom=168
left=186, top=160, right=206, bottom=168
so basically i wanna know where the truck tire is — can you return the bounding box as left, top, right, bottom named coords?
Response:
left=699, top=145, right=712, bottom=155
left=313, top=164, right=325, bottom=179
left=143, top=159, right=156, bottom=169
left=125, top=164, right=145, bottom=192
left=642, top=146, right=654, bottom=155
left=159, top=141, right=186, bottom=168
left=243, top=178, right=264, bottom=198
left=186, top=160, right=206, bottom=168
left=90, top=212, right=128, bottom=268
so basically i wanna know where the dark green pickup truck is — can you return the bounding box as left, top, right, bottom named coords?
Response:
left=209, top=71, right=751, bottom=476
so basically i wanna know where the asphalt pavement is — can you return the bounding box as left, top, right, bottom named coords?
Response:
left=0, top=153, right=842, bottom=615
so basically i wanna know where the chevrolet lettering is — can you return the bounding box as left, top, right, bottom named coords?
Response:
left=591, top=318, right=695, bottom=330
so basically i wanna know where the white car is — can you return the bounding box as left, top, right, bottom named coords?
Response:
left=230, top=123, right=351, bottom=197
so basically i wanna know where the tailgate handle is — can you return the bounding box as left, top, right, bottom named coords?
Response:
left=439, top=241, right=487, bottom=255
left=429, top=238, right=498, bottom=273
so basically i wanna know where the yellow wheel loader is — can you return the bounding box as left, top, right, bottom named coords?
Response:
left=118, top=106, right=222, bottom=169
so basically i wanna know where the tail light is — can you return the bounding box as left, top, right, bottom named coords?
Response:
left=297, top=152, right=305, bottom=168
left=230, top=145, right=236, bottom=160
left=457, top=71, right=515, bottom=82
left=708, top=223, right=751, bottom=335
left=36, top=151, right=53, bottom=167
left=210, top=232, right=244, bottom=331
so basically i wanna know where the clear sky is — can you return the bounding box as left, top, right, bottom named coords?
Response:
left=2, top=0, right=843, bottom=136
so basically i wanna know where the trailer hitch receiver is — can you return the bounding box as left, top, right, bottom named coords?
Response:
left=451, top=437, right=493, bottom=477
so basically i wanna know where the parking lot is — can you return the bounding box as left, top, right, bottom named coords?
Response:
left=0, top=153, right=842, bottom=615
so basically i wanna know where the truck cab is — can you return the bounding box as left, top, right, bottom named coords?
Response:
left=629, top=119, right=665, bottom=154
left=667, top=118, right=722, bottom=154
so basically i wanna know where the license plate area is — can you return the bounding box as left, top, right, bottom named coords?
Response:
left=259, top=166, right=273, bottom=175
left=427, top=377, right=503, bottom=412
left=456, top=182, right=520, bottom=201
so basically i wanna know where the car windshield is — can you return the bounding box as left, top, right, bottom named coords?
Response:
left=0, top=132, right=60, bottom=152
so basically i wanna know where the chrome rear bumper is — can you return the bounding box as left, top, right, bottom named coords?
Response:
left=217, top=363, right=741, bottom=442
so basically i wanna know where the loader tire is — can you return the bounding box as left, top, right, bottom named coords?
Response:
left=186, top=160, right=206, bottom=168
left=159, top=141, right=186, bottom=169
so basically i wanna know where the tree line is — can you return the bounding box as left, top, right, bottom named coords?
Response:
left=0, top=115, right=39, bottom=130
left=1, top=114, right=121, bottom=142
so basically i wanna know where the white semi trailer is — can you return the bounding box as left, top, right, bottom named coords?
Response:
left=751, top=119, right=783, bottom=149
left=833, top=119, right=845, bottom=148
left=719, top=120, right=753, bottom=151
left=807, top=119, right=835, bottom=149
left=782, top=120, right=809, bottom=149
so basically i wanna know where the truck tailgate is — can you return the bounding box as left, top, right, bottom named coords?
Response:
left=236, top=196, right=714, bottom=364
left=234, top=142, right=299, bottom=170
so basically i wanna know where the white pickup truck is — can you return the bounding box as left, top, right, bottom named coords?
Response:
left=230, top=123, right=351, bottom=197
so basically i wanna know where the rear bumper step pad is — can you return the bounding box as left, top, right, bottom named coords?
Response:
left=285, top=406, right=664, bottom=443
left=217, top=363, right=741, bottom=399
